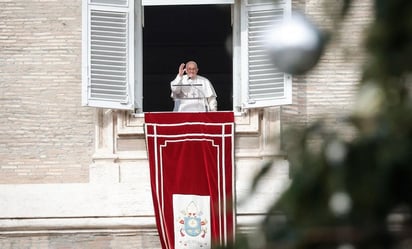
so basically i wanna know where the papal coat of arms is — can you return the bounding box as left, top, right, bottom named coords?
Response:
left=177, top=201, right=208, bottom=238
left=173, top=194, right=211, bottom=249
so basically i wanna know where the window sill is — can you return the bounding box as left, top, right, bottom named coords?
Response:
left=116, top=110, right=261, bottom=135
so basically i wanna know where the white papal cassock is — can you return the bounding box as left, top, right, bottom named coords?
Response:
left=170, top=74, right=217, bottom=112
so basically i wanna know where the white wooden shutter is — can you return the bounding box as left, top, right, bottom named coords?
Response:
left=240, top=0, right=292, bottom=109
left=82, top=0, right=137, bottom=110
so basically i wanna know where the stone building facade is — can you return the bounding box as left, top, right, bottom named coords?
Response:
left=0, top=0, right=371, bottom=248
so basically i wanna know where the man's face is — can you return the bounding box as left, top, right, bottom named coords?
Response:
left=186, top=63, right=198, bottom=78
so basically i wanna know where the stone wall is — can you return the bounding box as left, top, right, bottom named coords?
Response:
left=0, top=0, right=93, bottom=184
left=0, top=232, right=161, bottom=249
left=281, top=0, right=373, bottom=140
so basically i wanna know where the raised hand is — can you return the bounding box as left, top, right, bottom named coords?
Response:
left=178, top=63, right=186, bottom=77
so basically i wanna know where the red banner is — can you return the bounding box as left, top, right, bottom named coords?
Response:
left=145, top=112, right=235, bottom=249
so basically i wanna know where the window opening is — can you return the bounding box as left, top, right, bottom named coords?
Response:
left=142, top=5, right=233, bottom=112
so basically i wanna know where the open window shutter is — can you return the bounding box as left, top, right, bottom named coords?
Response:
left=241, top=0, right=292, bottom=109
left=82, top=0, right=136, bottom=110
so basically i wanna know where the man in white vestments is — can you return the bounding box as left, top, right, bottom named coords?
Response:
left=170, top=61, right=217, bottom=112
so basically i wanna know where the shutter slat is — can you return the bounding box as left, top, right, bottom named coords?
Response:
left=91, top=50, right=126, bottom=57
left=249, top=73, right=283, bottom=80
left=248, top=0, right=285, bottom=5
left=91, top=69, right=127, bottom=76
left=91, top=84, right=127, bottom=91
left=92, top=80, right=127, bottom=87
left=91, top=72, right=126, bottom=79
left=90, top=0, right=128, bottom=7
left=94, top=59, right=126, bottom=69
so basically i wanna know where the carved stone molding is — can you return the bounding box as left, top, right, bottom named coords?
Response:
left=117, top=112, right=145, bottom=135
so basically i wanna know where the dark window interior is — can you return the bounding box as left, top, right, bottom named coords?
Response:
left=143, top=5, right=233, bottom=112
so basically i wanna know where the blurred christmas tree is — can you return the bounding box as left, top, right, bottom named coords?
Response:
left=228, top=0, right=412, bottom=248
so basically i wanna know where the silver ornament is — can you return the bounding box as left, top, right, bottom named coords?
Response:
left=267, top=11, right=327, bottom=75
